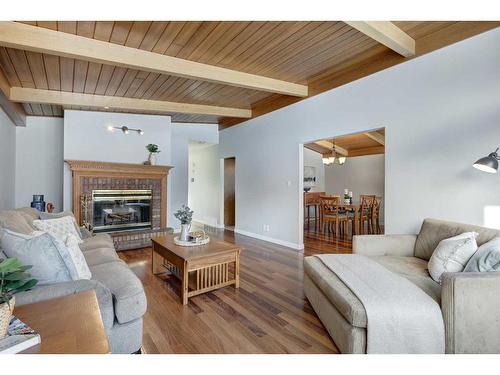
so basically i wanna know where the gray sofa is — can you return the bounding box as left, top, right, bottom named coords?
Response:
left=0, top=207, right=146, bottom=354
left=304, top=218, right=500, bottom=354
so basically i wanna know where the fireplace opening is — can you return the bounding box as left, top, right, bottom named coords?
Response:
left=92, top=189, right=152, bottom=233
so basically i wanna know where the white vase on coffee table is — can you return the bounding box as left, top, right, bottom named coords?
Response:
left=179, top=223, right=191, bottom=242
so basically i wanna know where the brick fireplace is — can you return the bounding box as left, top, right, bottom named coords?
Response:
left=65, top=160, right=173, bottom=250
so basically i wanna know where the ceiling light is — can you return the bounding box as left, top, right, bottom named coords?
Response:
left=338, top=157, right=346, bottom=165
left=104, top=106, right=109, bottom=109
left=107, top=125, right=144, bottom=136
left=473, top=148, right=499, bottom=173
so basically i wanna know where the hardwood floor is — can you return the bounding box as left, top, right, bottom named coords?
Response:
left=119, top=225, right=352, bottom=353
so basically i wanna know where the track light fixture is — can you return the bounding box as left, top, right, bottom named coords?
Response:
left=107, top=125, right=144, bottom=135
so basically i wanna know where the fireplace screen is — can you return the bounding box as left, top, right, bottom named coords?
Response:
left=92, top=189, right=152, bottom=233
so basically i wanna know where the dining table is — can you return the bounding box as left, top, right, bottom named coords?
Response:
left=330, top=202, right=362, bottom=236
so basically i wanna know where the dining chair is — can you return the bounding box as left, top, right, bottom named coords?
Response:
left=319, top=195, right=349, bottom=237
left=371, top=196, right=383, bottom=234
left=359, top=195, right=376, bottom=234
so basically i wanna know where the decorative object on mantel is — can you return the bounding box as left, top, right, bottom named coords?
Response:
left=145, top=144, right=161, bottom=166
left=30, top=195, right=46, bottom=212
left=107, top=125, right=144, bottom=136
left=174, top=205, right=194, bottom=242
left=303, top=187, right=312, bottom=192
left=473, top=147, right=499, bottom=173
left=173, top=230, right=210, bottom=247
left=0, top=258, right=38, bottom=339
left=46, top=202, right=54, bottom=213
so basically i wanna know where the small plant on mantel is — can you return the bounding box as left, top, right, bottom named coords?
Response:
left=145, top=144, right=161, bottom=165
left=0, top=258, right=38, bottom=338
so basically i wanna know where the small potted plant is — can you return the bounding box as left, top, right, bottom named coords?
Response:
left=0, top=258, right=38, bottom=338
left=145, top=144, right=161, bottom=165
left=174, top=205, right=194, bottom=242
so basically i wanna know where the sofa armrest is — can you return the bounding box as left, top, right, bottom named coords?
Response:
left=15, top=279, right=114, bottom=330
left=352, top=235, right=417, bottom=257
left=441, top=272, right=500, bottom=353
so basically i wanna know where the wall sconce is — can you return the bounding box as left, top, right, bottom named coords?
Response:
left=107, top=125, right=143, bottom=135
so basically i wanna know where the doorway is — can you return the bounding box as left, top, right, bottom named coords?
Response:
left=224, top=157, right=236, bottom=229
left=301, top=129, right=385, bottom=254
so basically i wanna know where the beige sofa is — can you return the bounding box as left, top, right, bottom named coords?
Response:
left=304, top=218, right=500, bottom=354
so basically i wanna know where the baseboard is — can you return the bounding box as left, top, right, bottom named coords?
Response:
left=192, top=219, right=225, bottom=229
left=233, top=228, right=304, bottom=251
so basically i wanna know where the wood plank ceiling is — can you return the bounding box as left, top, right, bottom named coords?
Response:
left=0, top=21, right=498, bottom=127
left=305, top=130, right=385, bottom=158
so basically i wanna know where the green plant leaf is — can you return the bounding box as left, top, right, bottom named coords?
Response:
left=3, top=271, right=31, bottom=281
left=14, top=279, right=38, bottom=292
left=0, top=258, right=22, bottom=272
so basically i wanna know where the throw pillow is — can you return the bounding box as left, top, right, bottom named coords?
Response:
left=64, top=233, right=91, bottom=279
left=33, top=216, right=83, bottom=243
left=464, top=236, right=500, bottom=272
left=428, top=231, right=478, bottom=283
left=0, top=229, right=73, bottom=285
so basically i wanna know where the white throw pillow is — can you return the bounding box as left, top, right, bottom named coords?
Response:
left=33, top=216, right=83, bottom=244
left=428, top=232, right=479, bottom=283
left=63, top=233, right=91, bottom=280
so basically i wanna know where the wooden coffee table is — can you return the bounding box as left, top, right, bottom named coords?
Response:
left=152, top=235, right=242, bottom=305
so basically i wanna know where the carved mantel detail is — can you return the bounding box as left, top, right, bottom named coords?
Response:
left=65, top=160, right=173, bottom=228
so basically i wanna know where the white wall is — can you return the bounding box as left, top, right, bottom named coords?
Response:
left=303, top=148, right=325, bottom=192
left=188, top=143, right=221, bottom=227
left=325, top=154, right=385, bottom=222
left=63, top=110, right=172, bottom=220
left=219, top=28, right=500, bottom=248
left=0, top=108, right=16, bottom=210
left=15, top=117, right=64, bottom=210
left=170, top=123, right=219, bottom=230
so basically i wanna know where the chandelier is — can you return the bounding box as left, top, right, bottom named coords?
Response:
left=322, top=144, right=346, bottom=166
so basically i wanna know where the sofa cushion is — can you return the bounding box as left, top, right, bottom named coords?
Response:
left=369, top=256, right=442, bottom=304
left=415, top=219, right=500, bottom=261
left=90, top=261, right=146, bottom=324
left=304, top=255, right=442, bottom=328
left=80, top=234, right=114, bottom=252
left=83, top=247, right=121, bottom=266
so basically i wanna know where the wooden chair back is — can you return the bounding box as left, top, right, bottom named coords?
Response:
left=359, top=195, right=376, bottom=216
left=304, top=192, right=325, bottom=206
left=319, top=195, right=341, bottom=216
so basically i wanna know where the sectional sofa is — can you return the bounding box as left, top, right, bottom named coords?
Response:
left=304, top=218, right=500, bottom=354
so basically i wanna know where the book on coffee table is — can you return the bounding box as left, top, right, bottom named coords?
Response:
left=0, top=316, right=40, bottom=354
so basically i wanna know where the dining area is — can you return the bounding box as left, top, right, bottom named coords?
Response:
left=304, top=191, right=383, bottom=239
left=302, top=130, right=385, bottom=247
